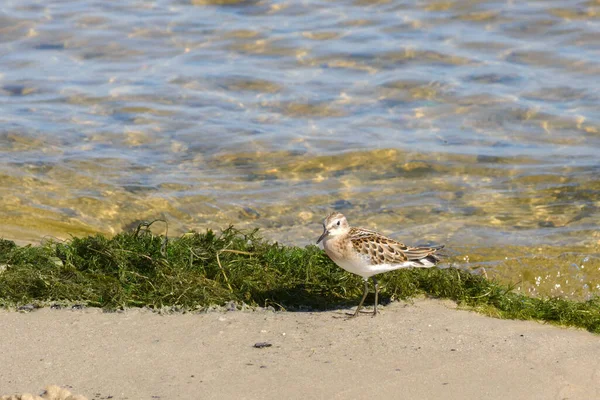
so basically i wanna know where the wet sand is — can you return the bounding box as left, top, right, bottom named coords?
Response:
left=1, top=298, right=599, bottom=400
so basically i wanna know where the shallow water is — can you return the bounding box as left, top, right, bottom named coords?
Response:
left=1, top=0, right=599, bottom=299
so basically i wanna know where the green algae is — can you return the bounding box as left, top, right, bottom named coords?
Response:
left=0, top=226, right=599, bottom=333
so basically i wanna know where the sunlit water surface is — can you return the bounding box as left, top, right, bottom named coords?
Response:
left=1, top=0, right=599, bottom=299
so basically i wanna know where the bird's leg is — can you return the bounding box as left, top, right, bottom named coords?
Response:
left=350, top=279, right=370, bottom=317
left=372, top=277, right=379, bottom=317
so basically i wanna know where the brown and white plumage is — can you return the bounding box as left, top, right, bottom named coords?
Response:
left=316, top=212, right=444, bottom=317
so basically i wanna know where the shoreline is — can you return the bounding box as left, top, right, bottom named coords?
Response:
left=2, top=229, right=600, bottom=334
left=2, top=298, right=598, bottom=400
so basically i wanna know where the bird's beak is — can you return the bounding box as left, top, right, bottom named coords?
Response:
left=316, top=229, right=329, bottom=244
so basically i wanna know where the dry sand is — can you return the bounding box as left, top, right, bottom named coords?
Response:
left=1, top=298, right=599, bottom=400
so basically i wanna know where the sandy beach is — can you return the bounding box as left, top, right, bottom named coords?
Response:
left=1, top=298, right=599, bottom=400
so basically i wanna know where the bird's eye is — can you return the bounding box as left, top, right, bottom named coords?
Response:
left=336, top=220, right=340, bottom=226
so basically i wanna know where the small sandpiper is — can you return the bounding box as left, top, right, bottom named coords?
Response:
left=317, top=212, right=444, bottom=317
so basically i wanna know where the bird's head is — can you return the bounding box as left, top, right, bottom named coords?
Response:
left=316, top=212, right=350, bottom=244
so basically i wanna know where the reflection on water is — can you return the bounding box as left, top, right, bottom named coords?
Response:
left=1, top=0, right=599, bottom=299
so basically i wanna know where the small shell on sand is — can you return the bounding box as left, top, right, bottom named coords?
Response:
left=0, top=385, right=88, bottom=400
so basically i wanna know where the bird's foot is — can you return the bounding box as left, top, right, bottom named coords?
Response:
left=359, top=309, right=377, bottom=316
left=344, top=309, right=378, bottom=318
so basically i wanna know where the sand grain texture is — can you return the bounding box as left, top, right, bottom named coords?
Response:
left=1, top=299, right=599, bottom=399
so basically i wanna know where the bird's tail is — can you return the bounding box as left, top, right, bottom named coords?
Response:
left=406, top=244, right=445, bottom=267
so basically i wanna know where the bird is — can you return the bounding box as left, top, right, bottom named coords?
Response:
left=316, top=212, right=443, bottom=317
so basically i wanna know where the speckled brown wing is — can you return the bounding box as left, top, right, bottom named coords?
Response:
left=348, top=228, right=409, bottom=265
left=349, top=227, right=443, bottom=266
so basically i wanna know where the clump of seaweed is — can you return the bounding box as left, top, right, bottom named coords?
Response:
left=0, top=227, right=599, bottom=333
